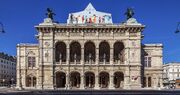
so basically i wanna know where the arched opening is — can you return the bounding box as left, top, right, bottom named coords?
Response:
left=56, top=72, right=66, bottom=88
left=70, top=42, right=81, bottom=64
left=99, top=41, right=110, bottom=64
left=99, top=72, right=109, bottom=88
left=26, top=76, right=36, bottom=87
left=55, top=42, right=66, bottom=63
left=84, top=42, right=96, bottom=64
left=113, top=42, right=124, bottom=64
left=114, top=72, right=124, bottom=88
left=85, top=72, right=95, bottom=88
left=70, top=72, right=81, bottom=88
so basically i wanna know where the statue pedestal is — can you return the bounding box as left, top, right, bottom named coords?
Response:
left=125, top=18, right=142, bottom=25
left=39, top=18, right=54, bottom=25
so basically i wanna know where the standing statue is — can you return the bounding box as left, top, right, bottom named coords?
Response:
left=124, top=8, right=134, bottom=20
left=46, top=8, right=56, bottom=20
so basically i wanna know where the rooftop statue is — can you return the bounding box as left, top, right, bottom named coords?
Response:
left=67, top=3, right=113, bottom=24
left=46, top=8, right=56, bottom=20
left=124, top=8, right=134, bottom=20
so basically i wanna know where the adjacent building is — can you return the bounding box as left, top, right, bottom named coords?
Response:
left=16, top=3, right=163, bottom=90
left=0, top=52, right=16, bottom=86
left=163, top=62, right=180, bottom=88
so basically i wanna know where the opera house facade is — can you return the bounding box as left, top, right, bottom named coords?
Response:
left=16, top=3, right=163, bottom=90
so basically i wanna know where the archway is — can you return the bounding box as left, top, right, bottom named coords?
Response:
left=113, top=42, right=124, bottom=64
left=85, top=72, right=95, bottom=88
left=26, top=76, right=36, bottom=87
left=70, top=72, right=81, bottom=88
left=55, top=42, right=66, bottom=63
left=99, top=72, right=109, bottom=88
left=114, top=72, right=124, bottom=88
left=99, top=41, right=110, bottom=64
left=56, top=72, right=66, bottom=88
left=84, top=41, right=96, bottom=64
left=70, top=42, right=81, bottom=64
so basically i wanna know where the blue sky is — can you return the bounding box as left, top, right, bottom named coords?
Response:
left=0, top=0, right=180, bottom=63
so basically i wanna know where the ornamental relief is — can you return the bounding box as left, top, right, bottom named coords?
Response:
left=26, top=50, right=35, bottom=56
left=44, top=42, right=50, bottom=47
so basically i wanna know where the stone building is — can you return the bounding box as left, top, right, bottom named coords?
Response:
left=16, top=3, right=163, bottom=90
left=163, top=62, right=180, bottom=88
left=0, top=52, right=16, bottom=86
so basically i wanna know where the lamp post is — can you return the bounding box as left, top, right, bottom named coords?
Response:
left=11, top=78, right=14, bottom=86
left=0, top=22, right=5, bottom=33
left=2, top=79, right=5, bottom=87
left=175, top=22, right=180, bottom=33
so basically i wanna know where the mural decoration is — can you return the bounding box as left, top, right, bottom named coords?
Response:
left=67, top=3, right=113, bottom=24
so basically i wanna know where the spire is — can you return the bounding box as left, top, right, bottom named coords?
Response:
left=84, top=3, right=96, bottom=11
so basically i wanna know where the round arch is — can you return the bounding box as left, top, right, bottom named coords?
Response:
left=84, top=41, right=96, bottom=63
left=99, top=41, right=110, bottom=63
left=114, top=72, right=124, bottom=88
left=55, top=41, right=66, bottom=62
left=70, top=71, right=81, bottom=88
left=113, top=41, right=125, bottom=64
left=84, top=71, right=95, bottom=88
left=70, top=41, right=81, bottom=63
left=56, top=71, right=66, bottom=88
left=99, top=71, right=109, bottom=88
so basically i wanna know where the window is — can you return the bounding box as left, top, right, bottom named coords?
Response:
left=28, top=57, right=36, bottom=67
left=144, top=56, right=151, bottom=67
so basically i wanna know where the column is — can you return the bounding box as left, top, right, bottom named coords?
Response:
left=66, top=74, right=69, bottom=89
left=96, top=46, right=99, bottom=65
left=81, top=46, right=84, bottom=65
left=66, top=43, right=70, bottom=89
left=80, top=75, right=84, bottom=89
left=95, top=75, right=99, bottom=89
left=31, top=77, right=33, bottom=87
left=66, top=44, right=70, bottom=65
left=109, top=72, right=114, bottom=89
left=110, top=47, right=113, bottom=64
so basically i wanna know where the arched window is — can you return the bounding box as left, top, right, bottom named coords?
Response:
left=113, top=42, right=124, bottom=64
left=85, top=72, right=95, bottom=88
left=99, top=72, right=109, bottom=88
left=70, top=42, right=81, bottom=64
left=99, top=41, right=110, bottom=64
left=84, top=42, right=96, bottom=64
left=55, top=42, right=66, bottom=63
left=70, top=72, right=81, bottom=88
left=114, top=72, right=124, bottom=88
left=56, top=72, right=66, bottom=88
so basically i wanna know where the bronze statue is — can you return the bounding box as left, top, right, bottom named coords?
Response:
left=124, top=8, right=134, bottom=20
left=46, top=8, right=56, bottom=20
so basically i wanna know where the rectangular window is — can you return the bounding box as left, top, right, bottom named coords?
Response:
left=144, top=56, right=151, bottom=67
left=28, top=57, right=35, bottom=67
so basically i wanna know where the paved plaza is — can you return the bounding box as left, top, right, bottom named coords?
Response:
left=0, top=87, right=180, bottom=95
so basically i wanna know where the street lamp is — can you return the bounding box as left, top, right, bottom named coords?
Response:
left=2, top=79, right=5, bottom=87
left=11, top=78, right=14, bottom=86
left=175, top=22, right=180, bottom=33
left=0, top=22, right=5, bottom=33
